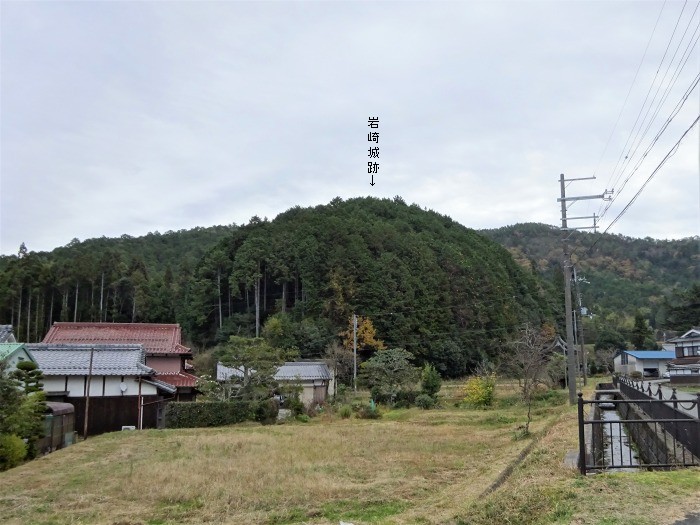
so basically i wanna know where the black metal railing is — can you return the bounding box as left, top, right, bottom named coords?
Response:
left=614, top=376, right=700, bottom=460
left=577, top=393, right=700, bottom=475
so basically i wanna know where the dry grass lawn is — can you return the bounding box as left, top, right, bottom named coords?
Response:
left=1, top=385, right=698, bottom=525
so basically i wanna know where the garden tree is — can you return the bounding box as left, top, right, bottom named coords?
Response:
left=631, top=311, right=656, bottom=350
left=0, top=361, right=46, bottom=466
left=340, top=315, right=385, bottom=356
left=323, top=341, right=354, bottom=395
left=360, top=347, right=419, bottom=402
left=215, top=336, right=297, bottom=403
left=504, top=324, right=556, bottom=435
left=11, top=361, right=44, bottom=393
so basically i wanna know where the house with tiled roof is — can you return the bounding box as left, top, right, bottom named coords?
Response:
left=27, top=343, right=176, bottom=435
left=216, top=361, right=333, bottom=407
left=0, top=342, right=36, bottom=372
left=42, top=323, right=198, bottom=400
left=667, top=328, right=700, bottom=384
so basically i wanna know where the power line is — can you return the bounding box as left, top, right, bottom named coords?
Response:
left=608, top=5, right=700, bottom=201
left=599, top=71, right=700, bottom=220
left=597, top=1, right=668, bottom=190
left=606, top=0, right=690, bottom=195
left=590, top=114, right=699, bottom=253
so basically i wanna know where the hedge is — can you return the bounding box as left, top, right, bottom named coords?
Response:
left=165, top=401, right=254, bottom=428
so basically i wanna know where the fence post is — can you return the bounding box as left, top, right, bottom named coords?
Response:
left=696, top=393, right=700, bottom=420
left=577, top=393, right=586, bottom=475
left=671, top=388, right=678, bottom=411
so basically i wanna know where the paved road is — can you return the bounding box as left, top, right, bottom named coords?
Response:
left=645, top=380, right=699, bottom=419
left=673, top=513, right=700, bottom=525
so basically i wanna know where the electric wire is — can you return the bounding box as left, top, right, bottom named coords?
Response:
left=605, top=0, right=690, bottom=197
left=596, top=1, right=668, bottom=191
left=603, top=6, right=700, bottom=216
left=589, top=114, right=699, bottom=254
left=599, top=70, right=700, bottom=220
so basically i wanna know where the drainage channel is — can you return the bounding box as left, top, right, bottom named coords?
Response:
left=598, top=394, right=639, bottom=472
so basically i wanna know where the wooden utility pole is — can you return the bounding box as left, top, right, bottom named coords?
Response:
left=558, top=174, right=609, bottom=404
left=83, top=347, right=95, bottom=439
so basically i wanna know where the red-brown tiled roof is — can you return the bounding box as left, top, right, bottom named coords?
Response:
left=156, top=371, right=199, bottom=388
left=43, top=323, right=191, bottom=356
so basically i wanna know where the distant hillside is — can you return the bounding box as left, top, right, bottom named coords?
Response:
left=481, top=222, right=699, bottom=324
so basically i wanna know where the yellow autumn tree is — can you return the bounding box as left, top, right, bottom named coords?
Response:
left=340, top=315, right=385, bottom=355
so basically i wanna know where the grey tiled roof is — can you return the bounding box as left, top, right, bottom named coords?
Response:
left=26, top=344, right=154, bottom=376
left=216, top=362, right=246, bottom=381
left=274, top=362, right=331, bottom=381
left=0, top=325, right=16, bottom=343
left=216, top=361, right=332, bottom=382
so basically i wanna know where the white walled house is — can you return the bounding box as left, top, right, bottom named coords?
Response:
left=613, top=350, right=676, bottom=377
left=216, top=361, right=334, bottom=407
left=667, top=328, right=700, bottom=384
left=27, top=344, right=176, bottom=435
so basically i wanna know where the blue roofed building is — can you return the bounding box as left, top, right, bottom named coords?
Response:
left=613, top=350, right=676, bottom=378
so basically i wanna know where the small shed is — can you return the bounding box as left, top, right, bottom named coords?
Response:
left=39, top=402, right=75, bottom=454
left=274, top=362, right=333, bottom=407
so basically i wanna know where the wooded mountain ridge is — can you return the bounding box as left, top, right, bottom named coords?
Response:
left=0, top=197, right=696, bottom=376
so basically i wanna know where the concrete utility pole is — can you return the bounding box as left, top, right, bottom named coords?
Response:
left=558, top=174, right=610, bottom=404
left=573, top=267, right=588, bottom=386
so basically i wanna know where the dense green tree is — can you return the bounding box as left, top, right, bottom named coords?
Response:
left=360, top=347, right=419, bottom=402
left=420, top=364, right=442, bottom=398
left=631, top=312, right=656, bottom=350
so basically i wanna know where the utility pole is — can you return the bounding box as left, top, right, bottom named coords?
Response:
left=558, top=174, right=610, bottom=404
left=353, top=313, right=358, bottom=392
left=83, top=346, right=95, bottom=439
left=573, top=267, right=588, bottom=386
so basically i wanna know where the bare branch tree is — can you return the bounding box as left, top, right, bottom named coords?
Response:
left=505, top=324, right=556, bottom=435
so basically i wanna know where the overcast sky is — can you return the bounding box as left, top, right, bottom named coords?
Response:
left=1, top=0, right=698, bottom=256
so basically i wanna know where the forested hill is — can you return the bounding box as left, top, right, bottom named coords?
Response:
left=0, top=198, right=555, bottom=377
left=481, top=223, right=699, bottom=325
left=2, top=202, right=696, bottom=374
left=181, top=197, right=555, bottom=376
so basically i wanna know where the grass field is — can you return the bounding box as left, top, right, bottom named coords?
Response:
left=1, top=383, right=698, bottom=525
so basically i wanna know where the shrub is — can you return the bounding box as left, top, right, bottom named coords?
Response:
left=254, top=398, right=280, bottom=425
left=394, top=390, right=418, bottom=408
left=338, top=405, right=353, bottom=419
left=285, top=396, right=305, bottom=417
left=421, top=364, right=442, bottom=397
left=0, top=434, right=27, bottom=471
left=296, top=414, right=310, bottom=423
left=415, top=393, right=436, bottom=410
left=463, top=374, right=496, bottom=408
left=165, top=401, right=253, bottom=428
left=357, top=404, right=381, bottom=419
left=629, top=371, right=643, bottom=380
